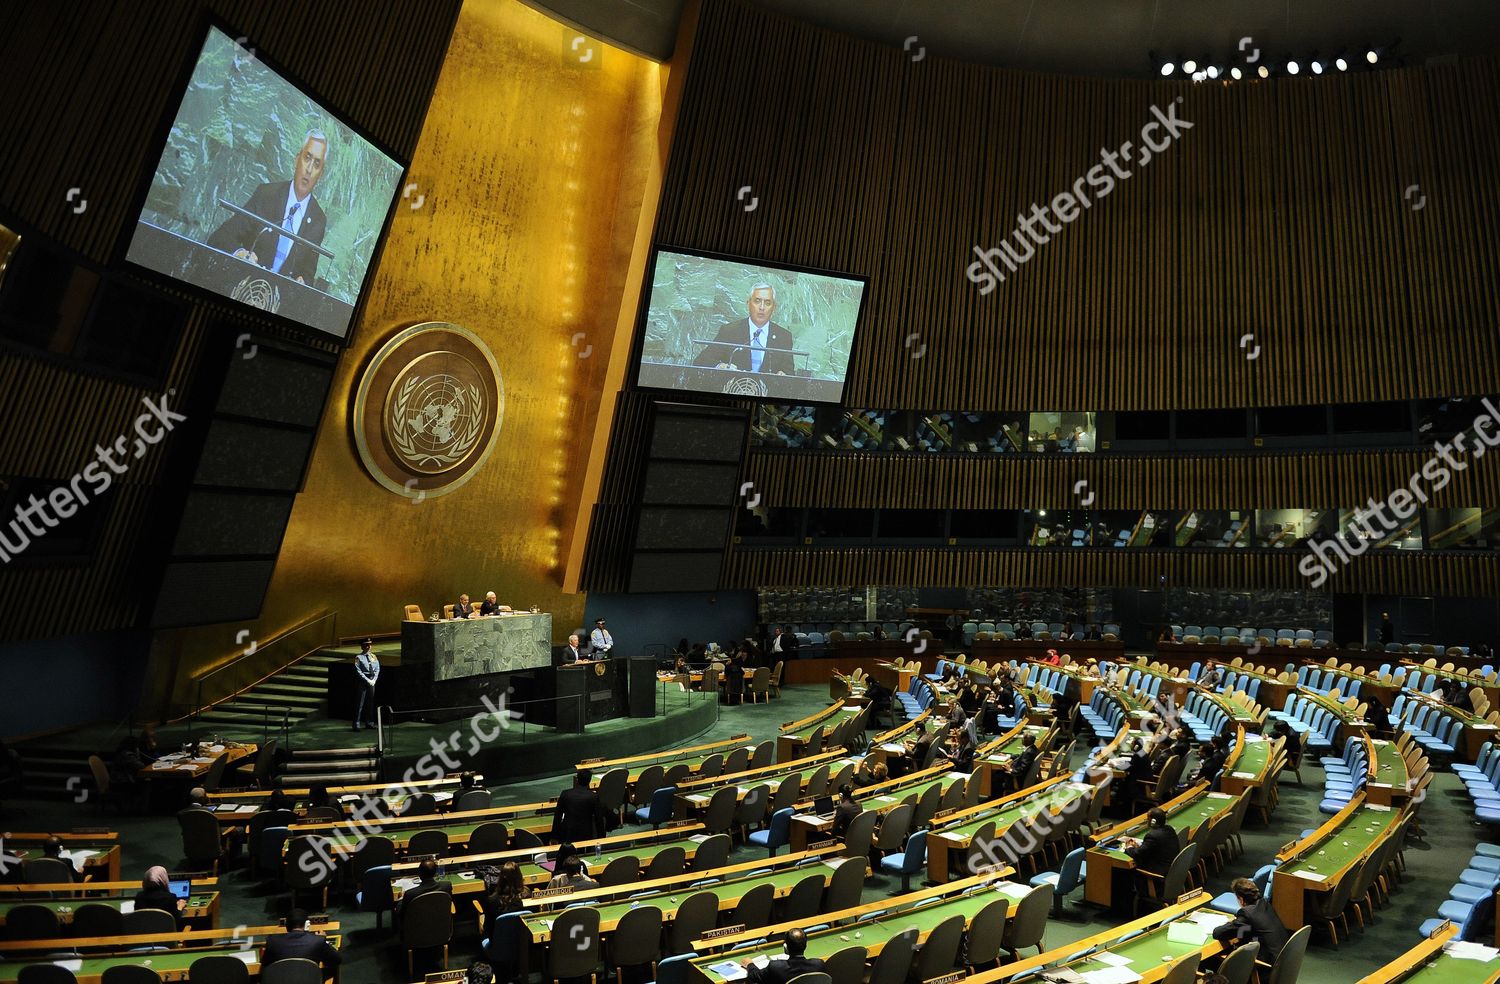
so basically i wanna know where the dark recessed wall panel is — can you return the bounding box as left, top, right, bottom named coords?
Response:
left=192, top=420, right=315, bottom=491
left=629, top=552, right=723, bottom=593
left=150, top=559, right=278, bottom=628
left=216, top=346, right=336, bottom=427
left=640, top=461, right=740, bottom=505
left=171, top=490, right=296, bottom=556
left=634, top=506, right=733, bottom=550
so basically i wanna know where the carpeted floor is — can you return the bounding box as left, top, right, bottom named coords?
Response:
left=1, top=684, right=1485, bottom=983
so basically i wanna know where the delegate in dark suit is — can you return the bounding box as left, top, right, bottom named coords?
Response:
left=745, top=954, right=826, bottom=984
left=553, top=776, right=607, bottom=841
left=207, top=180, right=328, bottom=284
left=693, top=316, right=797, bottom=375
left=1212, top=897, right=1290, bottom=964
left=262, top=928, right=342, bottom=970
left=1125, top=823, right=1180, bottom=875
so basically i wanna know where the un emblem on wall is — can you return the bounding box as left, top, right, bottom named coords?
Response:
left=353, top=323, right=504, bottom=499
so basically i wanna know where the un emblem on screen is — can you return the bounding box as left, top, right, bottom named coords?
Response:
left=353, top=323, right=504, bottom=499
left=230, top=276, right=281, bottom=313
left=721, top=375, right=768, bottom=397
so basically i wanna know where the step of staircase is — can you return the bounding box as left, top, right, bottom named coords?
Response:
left=10, top=748, right=94, bottom=800
left=280, top=745, right=379, bottom=785
left=256, top=681, right=326, bottom=699
left=235, top=690, right=324, bottom=709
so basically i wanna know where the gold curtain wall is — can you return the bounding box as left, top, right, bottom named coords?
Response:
left=145, top=0, right=664, bottom=709
left=655, top=0, right=1500, bottom=411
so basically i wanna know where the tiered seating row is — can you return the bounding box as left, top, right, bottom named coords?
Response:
left=1264, top=695, right=1338, bottom=754
left=1453, top=741, right=1500, bottom=825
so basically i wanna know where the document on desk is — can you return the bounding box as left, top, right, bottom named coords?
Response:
left=710, top=960, right=749, bottom=981
left=1078, top=967, right=1142, bottom=984
left=1444, top=941, right=1500, bottom=962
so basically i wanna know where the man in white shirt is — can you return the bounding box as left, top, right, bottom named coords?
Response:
left=207, top=129, right=330, bottom=285
left=589, top=619, right=614, bottom=657
left=353, top=639, right=379, bottom=730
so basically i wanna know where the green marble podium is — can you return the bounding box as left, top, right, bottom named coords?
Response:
left=402, top=613, right=553, bottom=681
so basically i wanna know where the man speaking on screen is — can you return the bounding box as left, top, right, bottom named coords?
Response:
left=207, top=129, right=330, bottom=285
left=693, top=283, right=796, bottom=374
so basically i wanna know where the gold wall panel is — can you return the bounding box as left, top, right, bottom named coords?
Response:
left=145, top=0, right=664, bottom=710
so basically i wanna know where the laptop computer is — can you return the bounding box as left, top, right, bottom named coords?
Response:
left=168, top=878, right=192, bottom=901
left=812, top=795, right=834, bottom=814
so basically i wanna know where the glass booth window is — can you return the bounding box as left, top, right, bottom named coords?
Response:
left=1025, top=509, right=1092, bottom=547
left=820, top=409, right=887, bottom=451
left=1427, top=508, right=1500, bottom=550
left=752, top=404, right=816, bottom=448
left=1177, top=510, right=1251, bottom=548
left=1027, top=411, right=1097, bottom=452
left=1256, top=509, right=1330, bottom=548
left=1095, top=511, right=1171, bottom=547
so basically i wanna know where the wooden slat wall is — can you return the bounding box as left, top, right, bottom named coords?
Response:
left=584, top=0, right=1500, bottom=594
left=0, top=0, right=461, bottom=641
left=744, top=448, right=1500, bottom=510
left=724, top=548, right=1500, bottom=597
left=0, top=0, right=458, bottom=261
left=654, top=0, right=1500, bottom=412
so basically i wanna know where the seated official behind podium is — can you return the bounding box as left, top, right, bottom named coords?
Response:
left=263, top=908, right=341, bottom=972
left=1122, top=808, right=1180, bottom=883
left=563, top=634, right=585, bottom=663
left=480, top=591, right=505, bottom=616
left=452, top=593, right=475, bottom=619
left=589, top=618, right=614, bottom=657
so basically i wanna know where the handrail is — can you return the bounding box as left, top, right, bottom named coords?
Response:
left=191, top=609, right=336, bottom=684
left=188, top=610, right=338, bottom=732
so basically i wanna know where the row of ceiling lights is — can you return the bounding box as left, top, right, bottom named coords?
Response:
left=1155, top=48, right=1386, bottom=81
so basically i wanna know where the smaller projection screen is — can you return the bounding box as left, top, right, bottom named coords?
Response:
left=125, top=26, right=405, bottom=340
left=636, top=249, right=866, bottom=403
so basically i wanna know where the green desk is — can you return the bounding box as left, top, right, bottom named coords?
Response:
left=1367, top=739, right=1410, bottom=807
left=691, top=880, right=1033, bottom=982
left=522, top=858, right=851, bottom=943
left=1063, top=907, right=1232, bottom=980
left=1085, top=790, right=1236, bottom=907
left=1275, top=803, right=1400, bottom=928
left=394, top=829, right=712, bottom=896
left=928, top=782, right=1091, bottom=883
left=0, top=894, right=218, bottom=929
left=1219, top=738, right=1273, bottom=796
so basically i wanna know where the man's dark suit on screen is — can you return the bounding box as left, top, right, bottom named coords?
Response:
left=207, top=180, right=327, bottom=285
left=692, top=318, right=796, bottom=375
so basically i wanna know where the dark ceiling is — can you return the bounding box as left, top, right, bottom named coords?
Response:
left=521, top=0, right=1500, bottom=75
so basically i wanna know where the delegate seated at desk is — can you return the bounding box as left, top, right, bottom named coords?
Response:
left=262, top=908, right=342, bottom=973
